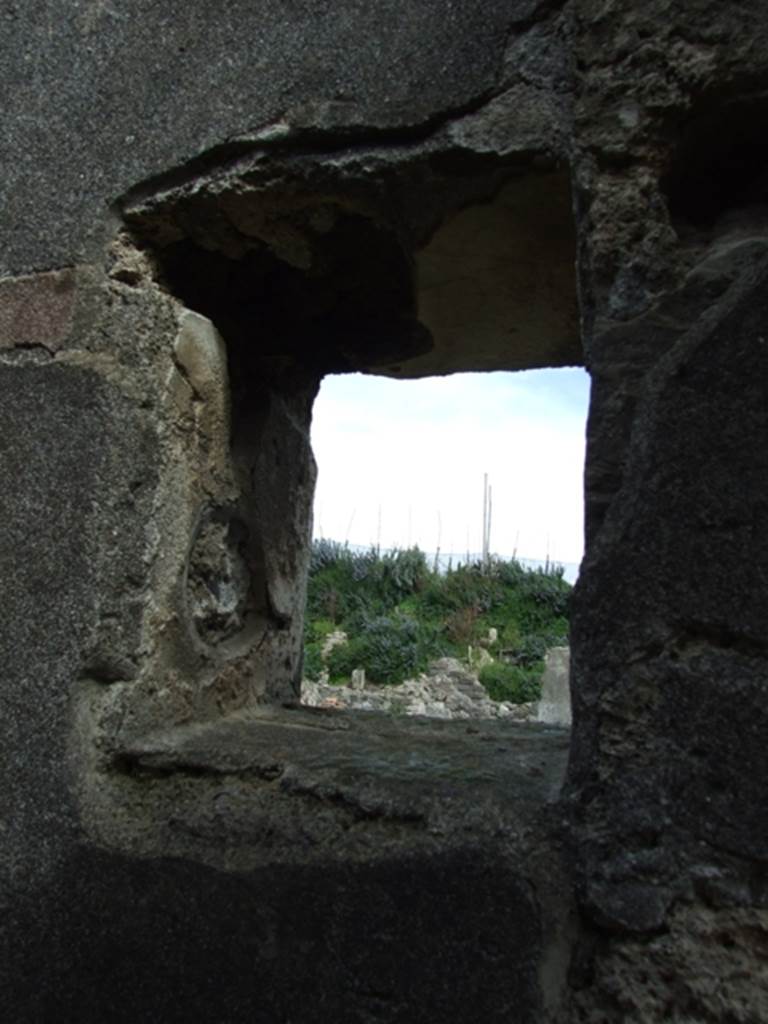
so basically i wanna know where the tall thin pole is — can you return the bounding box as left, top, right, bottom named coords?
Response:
left=482, top=473, right=488, bottom=569
left=434, top=510, right=442, bottom=573
left=487, top=483, right=492, bottom=569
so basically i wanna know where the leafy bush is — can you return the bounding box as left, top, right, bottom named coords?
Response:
left=509, top=633, right=550, bottom=667
left=478, top=662, right=543, bottom=704
left=327, top=614, right=438, bottom=686
left=498, top=619, right=522, bottom=649
left=445, top=605, right=480, bottom=645
left=304, top=617, right=336, bottom=644
left=309, top=538, right=349, bottom=574
left=495, top=558, right=526, bottom=587
left=383, top=547, right=429, bottom=595
left=306, top=542, right=431, bottom=625
left=515, top=567, right=571, bottom=618
left=505, top=622, right=568, bottom=666
left=302, top=641, right=325, bottom=681
left=304, top=542, right=572, bottom=688
left=420, top=562, right=502, bottom=615
left=326, top=636, right=369, bottom=681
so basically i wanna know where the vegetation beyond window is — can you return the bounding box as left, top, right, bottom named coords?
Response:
left=303, top=540, right=571, bottom=704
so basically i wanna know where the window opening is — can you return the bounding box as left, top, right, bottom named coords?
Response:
left=123, top=161, right=583, bottom=720
left=302, top=368, right=588, bottom=723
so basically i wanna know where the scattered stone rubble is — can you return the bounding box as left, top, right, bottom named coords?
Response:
left=302, top=656, right=537, bottom=721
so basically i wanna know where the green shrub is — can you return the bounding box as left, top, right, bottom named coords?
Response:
left=478, top=661, right=543, bottom=704
left=382, top=547, right=429, bottom=595
left=498, top=619, right=522, bottom=649
left=505, top=623, right=568, bottom=667
left=304, top=617, right=336, bottom=644
left=302, top=641, right=325, bottom=681
left=515, top=567, right=571, bottom=618
left=326, top=614, right=438, bottom=686
left=420, top=562, right=502, bottom=615
left=445, top=605, right=480, bottom=645
left=309, top=538, right=349, bottom=574
left=305, top=542, right=572, bottom=689
left=326, top=636, right=369, bottom=681
left=509, top=633, right=549, bottom=667
left=361, top=615, right=430, bottom=685
left=495, top=558, right=526, bottom=587
left=306, top=542, right=431, bottom=625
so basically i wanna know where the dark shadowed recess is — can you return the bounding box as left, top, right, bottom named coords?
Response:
left=156, top=214, right=431, bottom=394
left=3, top=843, right=542, bottom=1024
left=662, top=95, right=768, bottom=227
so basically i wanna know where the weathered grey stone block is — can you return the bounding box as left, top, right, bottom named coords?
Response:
left=537, top=646, right=571, bottom=727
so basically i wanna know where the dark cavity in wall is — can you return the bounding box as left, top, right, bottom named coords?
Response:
left=662, top=96, right=768, bottom=228
left=154, top=213, right=429, bottom=389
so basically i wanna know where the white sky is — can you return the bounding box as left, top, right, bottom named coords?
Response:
left=310, top=368, right=590, bottom=577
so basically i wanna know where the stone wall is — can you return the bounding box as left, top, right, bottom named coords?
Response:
left=2, top=1, right=768, bottom=1020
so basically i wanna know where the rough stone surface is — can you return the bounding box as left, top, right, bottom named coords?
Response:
left=569, top=260, right=768, bottom=946
left=4, top=843, right=552, bottom=1024
left=4, top=0, right=768, bottom=1020
left=537, top=646, right=571, bottom=727
left=68, top=709, right=572, bottom=1023
left=0, top=0, right=542, bottom=275
left=0, top=269, right=77, bottom=350
left=403, top=174, right=581, bottom=376
left=0, top=362, right=138, bottom=882
left=302, top=657, right=538, bottom=721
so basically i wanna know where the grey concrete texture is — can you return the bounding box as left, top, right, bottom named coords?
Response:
left=4, top=842, right=548, bottom=1024
left=0, top=360, right=156, bottom=882
left=0, top=363, right=101, bottom=882
left=0, top=0, right=546, bottom=275
left=571, top=256, right=768, bottom=860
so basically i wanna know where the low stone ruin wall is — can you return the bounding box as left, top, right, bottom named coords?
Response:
left=302, top=656, right=538, bottom=720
